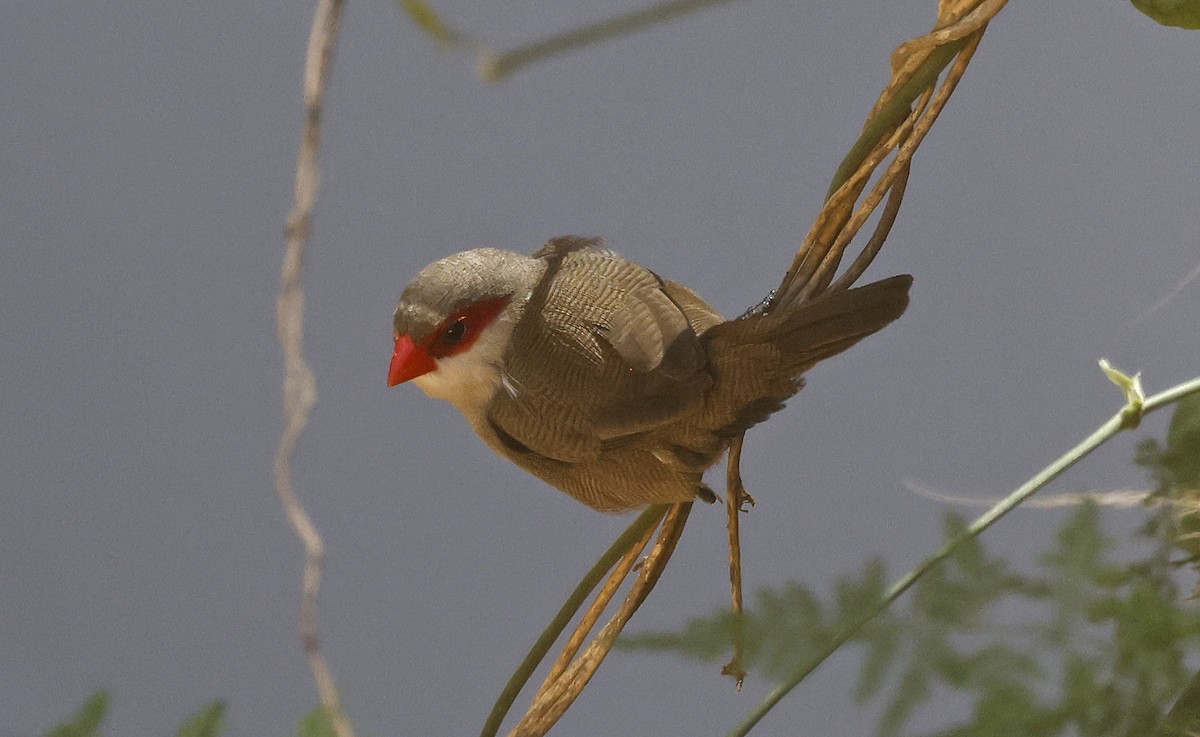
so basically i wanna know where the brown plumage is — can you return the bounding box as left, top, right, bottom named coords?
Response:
left=390, top=236, right=911, bottom=511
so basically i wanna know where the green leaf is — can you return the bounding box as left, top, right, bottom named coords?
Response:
left=1060, top=653, right=1104, bottom=719
left=875, top=659, right=929, bottom=737
left=296, top=706, right=338, bottom=737
left=956, top=643, right=1043, bottom=690
left=854, top=618, right=901, bottom=703
left=396, top=0, right=460, bottom=45
left=1139, top=394, right=1200, bottom=575
left=1154, top=668, right=1200, bottom=737
left=44, top=692, right=108, bottom=737
left=834, top=556, right=888, bottom=618
left=932, top=683, right=1057, bottom=737
left=1130, top=0, right=1200, bottom=29
left=753, top=583, right=833, bottom=680
left=175, top=702, right=226, bottom=737
left=617, top=608, right=736, bottom=660
left=1039, top=504, right=1111, bottom=583
left=1163, top=394, right=1200, bottom=495
left=620, top=465, right=1200, bottom=737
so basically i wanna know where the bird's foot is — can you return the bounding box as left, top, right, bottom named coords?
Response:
left=736, top=486, right=756, bottom=512
left=721, top=659, right=747, bottom=691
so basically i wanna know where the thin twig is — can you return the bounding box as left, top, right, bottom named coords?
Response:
left=477, top=0, right=742, bottom=82
left=533, top=518, right=659, bottom=701
left=712, top=2, right=1003, bottom=724
left=773, top=0, right=1004, bottom=306
left=828, top=162, right=910, bottom=292
left=1128, top=258, right=1200, bottom=327
left=508, top=504, right=693, bottom=737
left=903, top=478, right=1159, bottom=509
left=277, top=1, right=353, bottom=736
left=480, top=505, right=668, bottom=737
left=797, top=88, right=931, bottom=301
left=726, top=372, right=1200, bottom=737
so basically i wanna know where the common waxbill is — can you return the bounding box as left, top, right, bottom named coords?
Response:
left=389, top=236, right=911, bottom=512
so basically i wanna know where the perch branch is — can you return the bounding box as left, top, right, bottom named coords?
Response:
left=277, top=1, right=353, bottom=736
left=719, top=0, right=1002, bottom=696
left=507, top=504, right=693, bottom=737
left=480, top=505, right=669, bottom=737
left=533, top=516, right=661, bottom=700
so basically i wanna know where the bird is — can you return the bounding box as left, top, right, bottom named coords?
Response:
left=388, top=236, right=911, bottom=512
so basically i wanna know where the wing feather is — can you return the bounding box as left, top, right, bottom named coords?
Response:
left=485, top=247, right=717, bottom=462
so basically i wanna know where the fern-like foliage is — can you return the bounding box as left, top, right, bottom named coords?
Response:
left=41, top=692, right=108, bottom=737
left=36, top=694, right=226, bottom=737
left=620, top=398, right=1200, bottom=736
left=29, top=400, right=1200, bottom=736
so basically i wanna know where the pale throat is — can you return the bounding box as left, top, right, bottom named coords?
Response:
left=411, top=319, right=513, bottom=424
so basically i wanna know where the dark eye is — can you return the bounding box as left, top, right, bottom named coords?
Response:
left=442, top=319, right=467, bottom=344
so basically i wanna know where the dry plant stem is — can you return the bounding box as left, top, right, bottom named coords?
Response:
left=803, top=17, right=987, bottom=300
left=827, top=26, right=987, bottom=289
left=829, top=22, right=988, bottom=295
left=775, top=80, right=921, bottom=305
left=277, top=1, right=352, bottom=737
left=797, top=92, right=929, bottom=301
left=718, top=7, right=1002, bottom=731
left=829, top=163, right=911, bottom=293
left=479, top=0, right=739, bottom=82
left=776, top=0, right=1003, bottom=305
left=485, top=3, right=1006, bottom=733
left=480, top=505, right=669, bottom=737
left=830, top=38, right=961, bottom=203
left=508, top=504, right=693, bottom=737
left=534, top=518, right=660, bottom=700
left=791, top=34, right=956, bottom=302
left=727, top=373, right=1200, bottom=737
left=721, top=435, right=750, bottom=687
left=882, top=0, right=1004, bottom=118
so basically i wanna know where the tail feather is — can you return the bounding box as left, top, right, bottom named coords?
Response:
left=720, top=275, right=911, bottom=372
left=700, top=274, right=911, bottom=436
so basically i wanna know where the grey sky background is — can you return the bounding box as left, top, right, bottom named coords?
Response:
left=3, top=1, right=1198, bottom=736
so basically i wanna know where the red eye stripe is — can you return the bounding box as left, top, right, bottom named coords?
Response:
left=426, top=297, right=509, bottom=359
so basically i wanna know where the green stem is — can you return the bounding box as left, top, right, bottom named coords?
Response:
left=481, top=0, right=740, bottom=82
left=480, top=504, right=669, bottom=737
left=827, top=39, right=964, bottom=199
left=726, top=373, right=1200, bottom=737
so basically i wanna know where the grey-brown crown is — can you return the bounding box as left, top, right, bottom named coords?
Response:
left=393, top=248, right=545, bottom=341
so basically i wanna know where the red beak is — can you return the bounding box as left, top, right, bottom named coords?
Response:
left=388, top=334, right=437, bottom=386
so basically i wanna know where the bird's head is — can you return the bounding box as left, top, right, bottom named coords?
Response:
left=388, top=248, right=543, bottom=414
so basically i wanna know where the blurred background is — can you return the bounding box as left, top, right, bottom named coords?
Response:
left=2, top=1, right=1197, bottom=735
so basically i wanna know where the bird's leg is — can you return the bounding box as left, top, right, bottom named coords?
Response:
left=721, top=435, right=751, bottom=689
